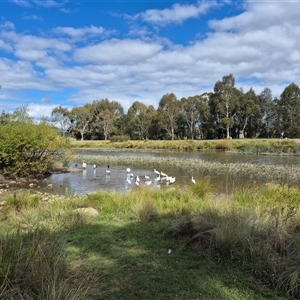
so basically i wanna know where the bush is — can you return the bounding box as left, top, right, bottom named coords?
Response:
left=0, top=107, right=72, bottom=178
left=215, top=139, right=232, bottom=150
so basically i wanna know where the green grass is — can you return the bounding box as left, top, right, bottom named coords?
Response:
left=1, top=184, right=299, bottom=299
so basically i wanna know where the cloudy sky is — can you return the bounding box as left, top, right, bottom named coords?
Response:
left=1, top=0, right=300, bottom=119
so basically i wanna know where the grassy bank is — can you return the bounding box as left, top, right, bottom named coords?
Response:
left=71, top=139, right=300, bottom=155
left=1, top=182, right=299, bottom=299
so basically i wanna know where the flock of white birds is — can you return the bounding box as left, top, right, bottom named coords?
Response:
left=80, top=162, right=196, bottom=189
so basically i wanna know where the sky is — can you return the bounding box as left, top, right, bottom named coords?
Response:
left=1, top=0, right=300, bottom=120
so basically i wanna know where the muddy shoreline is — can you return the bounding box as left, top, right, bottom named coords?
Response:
left=0, top=167, right=81, bottom=187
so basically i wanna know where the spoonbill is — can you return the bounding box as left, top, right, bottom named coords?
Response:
left=191, top=176, right=196, bottom=184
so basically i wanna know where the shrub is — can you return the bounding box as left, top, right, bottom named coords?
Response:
left=0, top=107, right=72, bottom=178
left=215, top=139, right=232, bottom=150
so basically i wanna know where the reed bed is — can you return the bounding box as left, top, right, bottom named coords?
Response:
left=74, top=154, right=300, bottom=185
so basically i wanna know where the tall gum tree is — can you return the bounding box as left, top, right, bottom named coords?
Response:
left=258, top=87, right=276, bottom=138
left=236, top=88, right=260, bottom=138
left=91, top=99, right=124, bottom=140
left=51, top=106, right=71, bottom=137
left=157, top=93, right=181, bottom=140
left=275, top=83, right=300, bottom=138
left=70, top=104, right=94, bottom=140
left=209, top=74, right=241, bottom=139
left=180, top=94, right=210, bottom=140
left=127, top=101, right=155, bottom=140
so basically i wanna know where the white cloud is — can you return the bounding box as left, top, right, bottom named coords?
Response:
left=136, top=0, right=219, bottom=25
left=10, top=0, right=32, bottom=8
left=27, top=103, right=59, bottom=119
left=2, top=1, right=300, bottom=115
left=73, top=39, right=163, bottom=64
left=22, top=14, right=43, bottom=21
left=0, top=21, right=15, bottom=30
left=53, top=25, right=106, bottom=39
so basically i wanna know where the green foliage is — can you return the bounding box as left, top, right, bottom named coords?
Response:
left=190, top=177, right=213, bottom=198
left=0, top=108, right=72, bottom=177
left=5, top=191, right=40, bottom=210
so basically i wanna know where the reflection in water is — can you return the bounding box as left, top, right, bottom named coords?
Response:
left=9, top=150, right=300, bottom=196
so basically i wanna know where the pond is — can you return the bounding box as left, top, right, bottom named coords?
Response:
left=10, top=149, right=300, bottom=196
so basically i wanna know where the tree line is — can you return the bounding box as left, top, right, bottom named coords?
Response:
left=50, top=74, right=300, bottom=140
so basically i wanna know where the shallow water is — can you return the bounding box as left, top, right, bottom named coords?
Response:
left=10, top=149, right=300, bottom=196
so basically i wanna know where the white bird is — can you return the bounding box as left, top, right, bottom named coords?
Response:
left=82, top=162, right=87, bottom=169
left=93, top=163, right=97, bottom=169
left=145, top=175, right=150, bottom=181
left=136, top=175, right=140, bottom=183
left=154, top=169, right=160, bottom=176
left=126, top=168, right=131, bottom=173
left=161, top=171, right=167, bottom=177
left=145, top=180, right=152, bottom=186
left=191, top=176, right=196, bottom=184
left=168, top=176, right=176, bottom=184
left=106, top=165, right=110, bottom=175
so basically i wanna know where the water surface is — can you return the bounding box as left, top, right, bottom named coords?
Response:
left=12, top=149, right=300, bottom=196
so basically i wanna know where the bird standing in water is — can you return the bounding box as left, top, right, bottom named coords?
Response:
left=106, top=165, right=110, bottom=174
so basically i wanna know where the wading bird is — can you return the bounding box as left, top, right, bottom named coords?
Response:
left=191, top=176, right=196, bottom=184
left=106, top=165, right=110, bottom=174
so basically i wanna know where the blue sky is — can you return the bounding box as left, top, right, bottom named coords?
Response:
left=1, top=0, right=300, bottom=119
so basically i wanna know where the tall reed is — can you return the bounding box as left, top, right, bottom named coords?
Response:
left=0, top=228, right=91, bottom=300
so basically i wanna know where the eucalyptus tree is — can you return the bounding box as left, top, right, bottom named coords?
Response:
left=258, top=87, right=277, bottom=137
left=235, top=88, right=260, bottom=138
left=180, top=94, right=210, bottom=139
left=157, top=93, right=181, bottom=140
left=91, top=98, right=124, bottom=139
left=51, top=106, right=71, bottom=137
left=70, top=104, right=94, bottom=140
left=114, top=114, right=131, bottom=137
left=96, top=109, right=115, bottom=140
left=275, top=83, right=300, bottom=138
left=127, top=101, right=155, bottom=140
left=209, top=74, right=241, bottom=139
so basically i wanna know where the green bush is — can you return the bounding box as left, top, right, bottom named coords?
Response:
left=0, top=108, right=72, bottom=178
